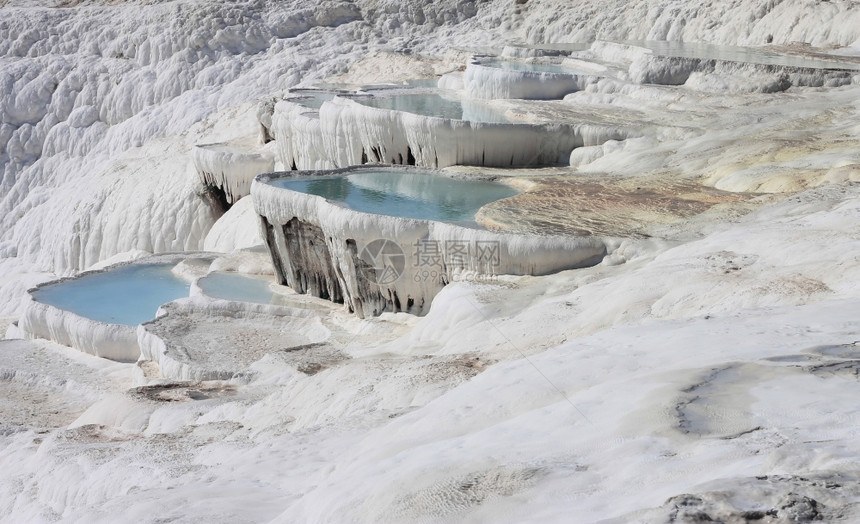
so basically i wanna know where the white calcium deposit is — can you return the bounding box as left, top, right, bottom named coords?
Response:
left=462, top=59, right=596, bottom=100
left=2, top=0, right=860, bottom=522
left=271, top=95, right=631, bottom=170
left=192, top=140, right=276, bottom=205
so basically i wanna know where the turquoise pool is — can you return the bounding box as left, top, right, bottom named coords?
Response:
left=356, top=93, right=513, bottom=123
left=480, top=60, right=585, bottom=75
left=198, top=272, right=289, bottom=305
left=32, top=264, right=191, bottom=326
left=268, top=170, right=518, bottom=224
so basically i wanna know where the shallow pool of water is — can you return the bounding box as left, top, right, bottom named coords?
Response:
left=198, top=272, right=289, bottom=305
left=32, top=264, right=191, bottom=326
left=269, top=170, right=518, bottom=223
left=356, top=93, right=513, bottom=123
left=360, top=78, right=441, bottom=90
left=290, top=91, right=337, bottom=109
left=480, top=59, right=584, bottom=75
left=623, top=40, right=860, bottom=70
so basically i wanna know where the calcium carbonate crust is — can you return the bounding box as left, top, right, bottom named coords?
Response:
left=137, top=295, right=328, bottom=382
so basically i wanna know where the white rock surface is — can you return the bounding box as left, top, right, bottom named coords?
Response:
left=138, top=297, right=330, bottom=381
left=202, top=196, right=266, bottom=252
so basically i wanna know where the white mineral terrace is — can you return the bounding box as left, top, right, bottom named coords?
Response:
left=3, top=0, right=860, bottom=521
left=15, top=254, right=212, bottom=361
left=192, top=140, right=276, bottom=206
left=462, top=56, right=610, bottom=100
left=252, top=166, right=610, bottom=317
left=18, top=293, right=141, bottom=362
left=270, top=89, right=632, bottom=170
left=580, top=40, right=860, bottom=91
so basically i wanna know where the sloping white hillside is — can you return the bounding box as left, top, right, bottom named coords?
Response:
left=1, top=0, right=859, bottom=522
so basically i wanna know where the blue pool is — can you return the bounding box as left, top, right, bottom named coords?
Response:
left=480, top=60, right=585, bottom=75
left=269, top=170, right=518, bottom=224
left=356, top=93, right=513, bottom=123
left=32, top=263, right=191, bottom=326
left=290, top=91, right=338, bottom=109
left=198, top=272, right=288, bottom=305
